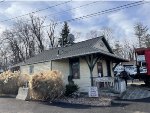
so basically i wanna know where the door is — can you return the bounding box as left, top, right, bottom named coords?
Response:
left=106, top=60, right=111, bottom=77
left=97, top=62, right=103, bottom=77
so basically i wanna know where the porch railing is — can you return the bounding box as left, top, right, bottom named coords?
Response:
left=93, top=76, right=114, bottom=90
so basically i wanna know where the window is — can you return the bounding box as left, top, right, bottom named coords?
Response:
left=70, top=58, right=80, bottom=79
left=29, top=65, right=34, bottom=74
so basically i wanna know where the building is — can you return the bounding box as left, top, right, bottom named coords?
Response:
left=12, top=36, right=127, bottom=92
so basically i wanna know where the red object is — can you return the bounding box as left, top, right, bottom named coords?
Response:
left=135, top=48, right=150, bottom=75
left=135, top=48, right=150, bottom=55
left=145, top=50, right=150, bottom=75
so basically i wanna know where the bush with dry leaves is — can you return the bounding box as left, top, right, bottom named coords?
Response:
left=29, top=70, right=65, bottom=101
left=0, top=70, right=65, bottom=101
left=0, top=71, right=20, bottom=94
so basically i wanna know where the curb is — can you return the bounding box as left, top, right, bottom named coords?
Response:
left=52, top=101, right=111, bottom=107
left=111, top=99, right=136, bottom=104
left=0, top=94, right=16, bottom=98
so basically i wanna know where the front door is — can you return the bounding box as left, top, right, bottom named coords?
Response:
left=106, top=60, right=111, bottom=77
left=97, top=62, right=103, bottom=77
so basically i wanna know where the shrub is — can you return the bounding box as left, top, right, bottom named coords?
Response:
left=29, top=70, right=65, bottom=101
left=65, top=84, right=79, bottom=97
left=0, top=71, right=20, bottom=94
left=0, top=70, right=65, bottom=101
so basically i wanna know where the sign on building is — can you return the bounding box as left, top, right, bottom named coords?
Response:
left=88, top=86, right=99, bottom=97
left=137, top=55, right=145, bottom=61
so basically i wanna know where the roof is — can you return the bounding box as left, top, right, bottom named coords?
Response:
left=12, top=36, right=128, bottom=67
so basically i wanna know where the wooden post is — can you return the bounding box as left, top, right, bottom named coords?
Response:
left=83, top=54, right=101, bottom=86
left=112, top=62, right=120, bottom=71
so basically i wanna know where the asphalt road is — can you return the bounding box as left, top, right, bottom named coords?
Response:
left=0, top=96, right=150, bottom=113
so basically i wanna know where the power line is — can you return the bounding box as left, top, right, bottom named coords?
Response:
left=29, top=1, right=100, bottom=23
left=45, top=1, right=100, bottom=18
left=60, top=1, right=144, bottom=23
left=43, top=1, right=148, bottom=28
left=0, top=0, right=5, bottom=3
left=1, top=1, right=100, bottom=25
left=0, top=1, right=101, bottom=29
left=0, top=1, right=72, bottom=23
left=2, top=1, right=149, bottom=31
left=1, top=1, right=148, bottom=50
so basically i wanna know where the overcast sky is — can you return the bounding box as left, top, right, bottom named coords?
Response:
left=0, top=1, right=150, bottom=44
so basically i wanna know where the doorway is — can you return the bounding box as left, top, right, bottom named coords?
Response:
left=97, top=61, right=103, bottom=77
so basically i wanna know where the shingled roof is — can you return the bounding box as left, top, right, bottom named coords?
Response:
left=12, top=36, right=127, bottom=67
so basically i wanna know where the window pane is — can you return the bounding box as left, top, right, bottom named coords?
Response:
left=72, top=62, right=79, bottom=79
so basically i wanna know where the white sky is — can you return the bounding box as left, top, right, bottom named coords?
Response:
left=0, top=0, right=150, bottom=45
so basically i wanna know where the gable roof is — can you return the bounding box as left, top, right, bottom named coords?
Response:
left=12, top=36, right=127, bottom=67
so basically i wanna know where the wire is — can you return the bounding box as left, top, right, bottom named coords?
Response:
left=0, top=1, right=100, bottom=24
left=60, top=1, right=144, bottom=23
left=2, top=1, right=149, bottom=31
left=0, top=0, right=5, bottom=3
left=42, top=1, right=148, bottom=28
left=45, top=1, right=100, bottom=18
left=0, top=0, right=72, bottom=23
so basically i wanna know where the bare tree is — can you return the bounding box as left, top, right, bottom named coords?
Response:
left=74, top=32, right=81, bottom=40
left=29, top=40, right=35, bottom=57
left=86, top=30, right=98, bottom=39
left=47, top=20, right=57, bottom=48
left=144, top=34, right=150, bottom=47
left=13, top=20, right=35, bottom=59
left=0, top=15, right=49, bottom=65
left=2, top=30, right=24, bottom=64
left=134, top=22, right=148, bottom=48
left=123, top=40, right=135, bottom=60
left=30, top=14, right=45, bottom=52
left=0, top=48, right=9, bottom=71
left=100, top=27, right=113, bottom=45
left=86, top=27, right=114, bottom=47
left=113, top=40, right=124, bottom=57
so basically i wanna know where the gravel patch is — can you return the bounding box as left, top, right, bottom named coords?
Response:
left=54, top=96, right=116, bottom=106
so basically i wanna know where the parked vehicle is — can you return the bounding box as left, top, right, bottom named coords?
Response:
left=114, top=66, right=124, bottom=75
left=114, top=65, right=137, bottom=78
left=114, top=48, right=150, bottom=86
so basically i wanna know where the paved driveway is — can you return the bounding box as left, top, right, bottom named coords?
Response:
left=0, top=96, right=150, bottom=113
